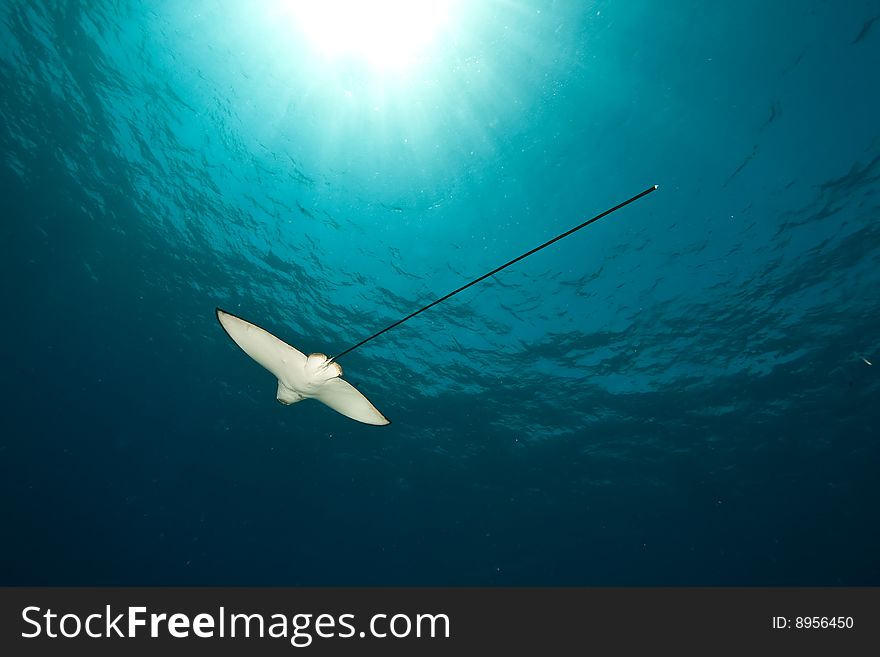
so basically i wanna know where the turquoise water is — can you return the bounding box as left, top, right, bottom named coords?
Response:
left=1, top=1, right=878, bottom=584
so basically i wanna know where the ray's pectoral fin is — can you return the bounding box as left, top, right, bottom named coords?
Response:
left=216, top=308, right=307, bottom=383
left=313, top=377, right=391, bottom=426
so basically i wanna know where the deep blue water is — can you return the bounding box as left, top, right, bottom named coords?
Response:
left=1, top=1, right=879, bottom=585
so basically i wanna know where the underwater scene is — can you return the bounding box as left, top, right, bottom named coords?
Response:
left=1, top=1, right=878, bottom=585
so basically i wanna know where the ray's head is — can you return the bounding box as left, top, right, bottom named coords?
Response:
left=306, top=352, right=343, bottom=381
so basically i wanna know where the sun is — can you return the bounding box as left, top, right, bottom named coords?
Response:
left=279, top=0, right=456, bottom=71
